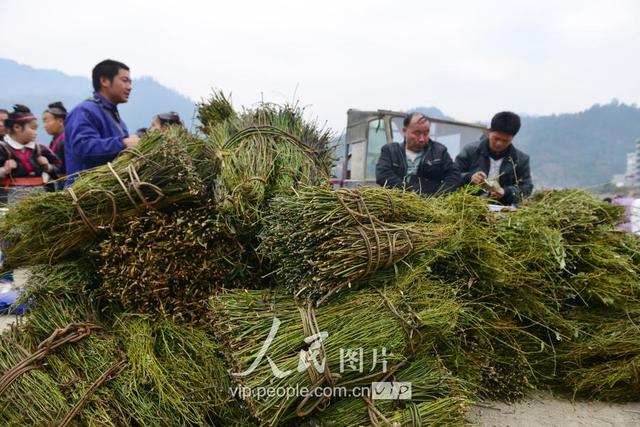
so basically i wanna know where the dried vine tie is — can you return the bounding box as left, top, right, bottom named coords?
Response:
left=56, top=358, right=127, bottom=427
left=0, top=323, right=102, bottom=395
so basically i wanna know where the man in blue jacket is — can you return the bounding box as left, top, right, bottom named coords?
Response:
left=64, top=59, right=140, bottom=186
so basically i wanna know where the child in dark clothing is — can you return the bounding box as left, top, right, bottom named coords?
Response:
left=0, top=104, right=62, bottom=203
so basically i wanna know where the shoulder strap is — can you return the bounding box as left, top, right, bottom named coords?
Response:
left=88, top=96, right=126, bottom=138
left=50, top=133, right=64, bottom=152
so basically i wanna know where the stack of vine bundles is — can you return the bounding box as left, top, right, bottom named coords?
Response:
left=0, top=94, right=333, bottom=426
left=214, top=184, right=640, bottom=425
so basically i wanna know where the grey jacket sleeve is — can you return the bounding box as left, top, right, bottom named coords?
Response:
left=375, top=144, right=405, bottom=188
left=454, top=145, right=474, bottom=185
left=501, top=155, right=533, bottom=205
left=440, top=148, right=461, bottom=193
left=39, top=145, right=63, bottom=179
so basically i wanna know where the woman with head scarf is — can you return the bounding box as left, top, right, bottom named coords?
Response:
left=149, top=111, right=183, bottom=131
left=42, top=101, right=67, bottom=177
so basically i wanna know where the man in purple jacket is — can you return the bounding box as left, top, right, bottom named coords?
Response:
left=64, top=59, right=140, bottom=186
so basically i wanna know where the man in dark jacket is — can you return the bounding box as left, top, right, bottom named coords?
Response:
left=455, top=111, right=533, bottom=205
left=375, top=112, right=460, bottom=196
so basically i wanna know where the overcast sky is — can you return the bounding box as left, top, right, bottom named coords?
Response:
left=1, top=0, right=638, bottom=132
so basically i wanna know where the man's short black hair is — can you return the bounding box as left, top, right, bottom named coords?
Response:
left=92, top=59, right=130, bottom=92
left=0, top=109, right=8, bottom=115
left=490, top=111, right=521, bottom=136
left=403, top=112, right=430, bottom=128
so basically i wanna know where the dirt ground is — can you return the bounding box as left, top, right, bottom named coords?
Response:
left=468, top=394, right=640, bottom=426
left=0, top=314, right=14, bottom=331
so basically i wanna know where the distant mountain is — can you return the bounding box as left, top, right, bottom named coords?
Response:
left=332, top=103, right=640, bottom=188
left=409, top=102, right=640, bottom=188
left=515, top=101, right=640, bottom=189
left=3, top=58, right=638, bottom=189
left=0, top=58, right=196, bottom=139
left=119, top=78, right=196, bottom=132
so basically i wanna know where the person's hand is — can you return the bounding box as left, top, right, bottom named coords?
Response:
left=489, top=187, right=505, bottom=199
left=123, top=135, right=141, bottom=148
left=37, top=156, right=50, bottom=167
left=3, top=159, right=17, bottom=171
left=470, top=171, right=487, bottom=185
